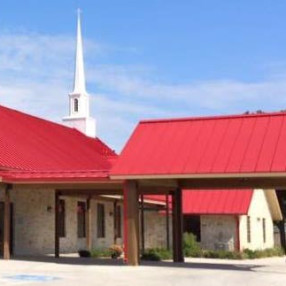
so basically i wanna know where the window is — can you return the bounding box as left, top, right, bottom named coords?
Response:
left=59, top=200, right=66, bottom=238
left=74, top=98, right=79, bottom=112
left=97, top=203, right=105, bottom=238
left=77, top=202, right=86, bottom=238
left=262, top=218, right=266, bottom=243
left=247, top=216, right=251, bottom=243
left=115, top=205, right=122, bottom=238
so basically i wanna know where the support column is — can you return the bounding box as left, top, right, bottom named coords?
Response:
left=3, top=184, right=12, bottom=260
left=279, top=220, right=286, bottom=253
left=172, top=188, right=184, bottom=263
left=166, top=194, right=170, bottom=251
left=140, top=193, right=145, bottom=254
left=86, top=196, right=92, bottom=251
left=55, top=190, right=60, bottom=258
left=113, top=200, right=118, bottom=244
left=123, top=180, right=139, bottom=266
left=276, top=190, right=286, bottom=253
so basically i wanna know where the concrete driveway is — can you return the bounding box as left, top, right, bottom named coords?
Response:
left=0, top=256, right=286, bottom=286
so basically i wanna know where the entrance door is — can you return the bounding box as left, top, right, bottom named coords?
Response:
left=183, top=215, right=201, bottom=242
left=0, top=202, right=13, bottom=256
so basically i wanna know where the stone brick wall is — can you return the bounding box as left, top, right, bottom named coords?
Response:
left=200, top=215, right=237, bottom=251
left=0, top=186, right=167, bottom=256
left=199, top=189, right=275, bottom=252
left=143, top=211, right=172, bottom=249
left=90, top=199, right=123, bottom=250
left=11, top=186, right=55, bottom=255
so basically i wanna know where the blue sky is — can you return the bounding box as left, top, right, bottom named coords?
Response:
left=1, top=1, right=286, bottom=151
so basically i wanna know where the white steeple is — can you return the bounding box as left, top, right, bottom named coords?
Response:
left=73, top=9, right=86, bottom=95
left=63, top=10, right=96, bottom=137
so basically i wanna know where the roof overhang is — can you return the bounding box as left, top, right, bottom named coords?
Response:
left=264, top=189, right=283, bottom=221
left=111, top=172, right=286, bottom=191
left=111, top=172, right=286, bottom=180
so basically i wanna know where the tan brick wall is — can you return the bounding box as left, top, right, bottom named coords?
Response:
left=11, top=186, right=55, bottom=255
left=200, top=215, right=237, bottom=251
left=0, top=186, right=122, bottom=255
left=200, top=189, right=275, bottom=252
left=0, top=186, right=167, bottom=255
left=90, top=199, right=123, bottom=250
left=59, top=196, right=85, bottom=253
left=143, top=211, right=172, bottom=249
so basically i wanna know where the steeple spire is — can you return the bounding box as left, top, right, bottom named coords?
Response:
left=73, top=9, right=86, bottom=94
left=62, top=10, right=96, bottom=138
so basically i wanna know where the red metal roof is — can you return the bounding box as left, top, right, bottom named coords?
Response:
left=0, top=105, right=117, bottom=182
left=111, top=112, right=286, bottom=178
left=145, top=189, right=253, bottom=215
left=182, top=189, right=253, bottom=215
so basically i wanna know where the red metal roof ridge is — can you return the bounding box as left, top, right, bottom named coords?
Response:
left=0, top=104, right=77, bottom=133
left=0, top=104, right=116, bottom=150
left=91, top=136, right=118, bottom=157
left=139, top=110, right=286, bottom=124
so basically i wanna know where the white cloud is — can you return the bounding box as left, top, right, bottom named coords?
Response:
left=1, top=30, right=286, bottom=152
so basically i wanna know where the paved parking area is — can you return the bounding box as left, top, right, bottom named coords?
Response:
left=0, top=256, right=286, bottom=286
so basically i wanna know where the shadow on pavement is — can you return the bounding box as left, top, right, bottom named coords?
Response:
left=141, top=260, right=263, bottom=272
left=9, top=255, right=264, bottom=272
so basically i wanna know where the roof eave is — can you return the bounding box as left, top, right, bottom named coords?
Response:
left=110, top=172, right=286, bottom=180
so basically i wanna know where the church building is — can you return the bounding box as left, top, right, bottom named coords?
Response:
left=0, top=13, right=168, bottom=258
left=0, top=12, right=285, bottom=266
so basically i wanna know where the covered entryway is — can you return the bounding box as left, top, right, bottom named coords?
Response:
left=0, top=181, right=123, bottom=260
left=54, top=185, right=123, bottom=257
left=111, top=111, right=286, bottom=265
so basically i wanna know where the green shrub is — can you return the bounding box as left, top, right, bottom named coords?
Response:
left=141, top=248, right=172, bottom=261
left=153, top=248, right=172, bottom=260
left=201, top=247, right=284, bottom=260
left=243, top=248, right=256, bottom=259
left=243, top=247, right=284, bottom=259
left=78, top=249, right=91, bottom=258
left=183, top=232, right=202, bottom=257
left=265, top=247, right=284, bottom=257
left=202, top=250, right=248, bottom=260
left=141, top=250, right=161, bottom=261
left=90, top=248, right=112, bottom=258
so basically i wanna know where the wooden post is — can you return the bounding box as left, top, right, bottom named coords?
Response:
left=166, top=194, right=170, bottom=251
left=3, top=184, right=12, bottom=260
left=55, top=190, right=60, bottom=258
left=86, top=196, right=92, bottom=251
left=140, top=193, right=145, bottom=254
left=123, top=180, right=139, bottom=266
left=172, top=188, right=184, bottom=263
left=276, top=190, right=286, bottom=253
left=279, top=220, right=286, bottom=253
left=113, top=200, right=118, bottom=244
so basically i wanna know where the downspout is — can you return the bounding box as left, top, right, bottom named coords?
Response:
left=236, top=216, right=240, bottom=252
